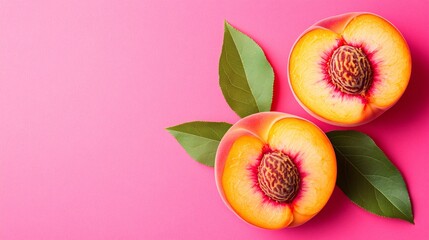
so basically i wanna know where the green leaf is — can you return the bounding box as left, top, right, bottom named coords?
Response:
left=219, top=21, right=274, bottom=118
left=166, top=122, right=232, bottom=167
left=327, top=130, right=413, bottom=223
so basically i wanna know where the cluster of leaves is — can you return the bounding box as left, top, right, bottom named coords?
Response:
left=167, top=21, right=413, bottom=223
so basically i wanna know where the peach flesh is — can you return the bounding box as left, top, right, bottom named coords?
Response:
left=289, top=12, right=411, bottom=126
left=215, top=112, right=337, bottom=229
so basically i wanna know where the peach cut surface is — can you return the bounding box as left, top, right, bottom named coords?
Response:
left=215, top=112, right=336, bottom=229
left=289, top=12, right=411, bottom=126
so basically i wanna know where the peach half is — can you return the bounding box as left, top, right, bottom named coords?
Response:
left=289, top=13, right=411, bottom=126
left=215, top=112, right=336, bottom=229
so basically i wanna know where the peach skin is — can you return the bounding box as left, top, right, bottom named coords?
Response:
left=288, top=12, right=411, bottom=126
left=215, top=112, right=337, bottom=229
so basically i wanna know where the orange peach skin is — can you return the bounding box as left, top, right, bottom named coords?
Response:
left=215, top=112, right=336, bottom=229
left=288, top=12, right=411, bottom=126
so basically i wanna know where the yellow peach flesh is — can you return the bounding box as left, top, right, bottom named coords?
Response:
left=215, top=112, right=336, bottom=229
left=341, top=14, right=411, bottom=108
left=222, top=135, right=293, bottom=229
left=268, top=118, right=336, bottom=225
left=289, top=28, right=369, bottom=125
left=289, top=13, right=411, bottom=126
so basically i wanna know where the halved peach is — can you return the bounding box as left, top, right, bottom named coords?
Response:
left=289, top=13, right=411, bottom=126
left=215, top=112, right=336, bottom=229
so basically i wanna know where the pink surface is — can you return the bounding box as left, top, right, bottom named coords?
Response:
left=0, top=1, right=428, bottom=239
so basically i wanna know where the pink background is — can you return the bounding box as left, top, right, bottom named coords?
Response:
left=0, top=0, right=428, bottom=239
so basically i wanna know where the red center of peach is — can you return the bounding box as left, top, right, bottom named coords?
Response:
left=328, top=45, right=373, bottom=95
left=257, top=151, right=300, bottom=203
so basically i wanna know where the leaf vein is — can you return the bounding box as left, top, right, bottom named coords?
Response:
left=333, top=145, right=409, bottom=219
